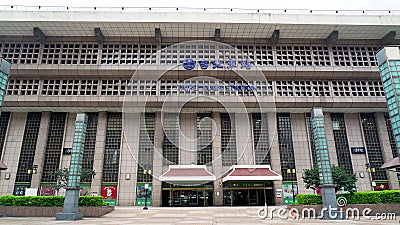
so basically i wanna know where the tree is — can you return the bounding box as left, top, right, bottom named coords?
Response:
left=302, top=166, right=357, bottom=194
left=53, top=168, right=96, bottom=191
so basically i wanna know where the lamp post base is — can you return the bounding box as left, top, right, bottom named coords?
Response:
left=56, top=212, right=83, bottom=220
left=143, top=206, right=148, bottom=210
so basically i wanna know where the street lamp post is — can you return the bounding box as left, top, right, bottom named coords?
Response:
left=143, top=169, right=152, bottom=210
left=365, top=162, right=376, bottom=191
left=286, top=166, right=296, bottom=203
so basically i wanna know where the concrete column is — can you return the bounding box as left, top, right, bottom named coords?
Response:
left=344, top=113, right=371, bottom=191
left=31, top=112, right=50, bottom=189
left=152, top=112, right=163, bottom=207
left=291, top=113, right=313, bottom=194
left=91, top=112, right=107, bottom=195
left=324, top=113, right=339, bottom=166
left=268, top=112, right=282, bottom=205
left=235, top=113, right=253, bottom=165
left=117, top=112, right=140, bottom=206
left=180, top=113, right=196, bottom=165
left=375, top=112, right=400, bottom=190
left=0, top=112, right=26, bottom=195
left=212, top=112, right=223, bottom=206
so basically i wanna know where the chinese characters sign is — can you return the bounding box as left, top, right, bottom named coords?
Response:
left=182, top=58, right=252, bottom=70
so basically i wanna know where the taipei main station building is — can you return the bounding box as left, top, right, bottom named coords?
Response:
left=0, top=7, right=399, bottom=207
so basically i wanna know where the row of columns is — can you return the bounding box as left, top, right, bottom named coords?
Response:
left=0, top=110, right=398, bottom=204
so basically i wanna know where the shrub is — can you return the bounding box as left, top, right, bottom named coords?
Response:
left=298, top=190, right=400, bottom=205
left=0, top=195, right=107, bottom=207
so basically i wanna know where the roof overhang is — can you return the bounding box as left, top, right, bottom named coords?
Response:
left=0, top=161, right=7, bottom=170
left=222, top=165, right=282, bottom=182
left=0, top=11, right=399, bottom=39
left=381, top=157, right=400, bottom=169
left=159, top=165, right=216, bottom=185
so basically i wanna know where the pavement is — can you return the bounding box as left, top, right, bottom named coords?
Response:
left=0, top=206, right=399, bottom=225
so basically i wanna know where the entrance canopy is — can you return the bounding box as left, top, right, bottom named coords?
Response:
left=222, top=165, right=282, bottom=182
left=381, top=157, right=400, bottom=169
left=160, top=165, right=216, bottom=185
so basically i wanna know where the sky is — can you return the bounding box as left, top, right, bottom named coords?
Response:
left=0, top=0, right=399, bottom=10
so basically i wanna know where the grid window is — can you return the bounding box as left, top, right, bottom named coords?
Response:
left=276, top=45, right=330, bottom=66
left=81, top=113, right=98, bottom=182
left=254, top=45, right=274, bottom=66
left=0, top=112, right=10, bottom=160
left=163, top=113, right=179, bottom=165
left=331, top=46, right=379, bottom=67
left=330, top=113, right=353, bottom=174
left=41, top=112, right=67, bottom=182
left=331, top=81, right=384, bottom=97
left=221, top=113, right=237, bottom=166
left=0, top=42, right=40, bottom=64
left=384, top=113, right=400, bottom=181
left=253, top=113, right=270, bottom=165
left=102, top=113, right=122, bottom=183
left=197, top=113, right=213, bottom=165
left=306, top=113, right=317, bottom=167
left=15, top=112, right=41, bottom=182
left=360, top=113, right=388, bottom=181
left=137, top=113, right=155, bottom=182
left=277, top=113, right=296, bottom=181
left=6, top=79, right=39, bottom=96
left=42, top=43, right=98, bottom=65
left=276, top=80, right=330, bottom=97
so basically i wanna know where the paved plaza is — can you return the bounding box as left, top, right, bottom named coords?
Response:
left=0, top=206, right=398, bottom=225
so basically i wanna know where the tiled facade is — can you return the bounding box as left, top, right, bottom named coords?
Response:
left=0, top=10, right=399, bottom=206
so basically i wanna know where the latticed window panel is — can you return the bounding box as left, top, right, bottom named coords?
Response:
left=253, top=113, right=270, bottom=165
left=0, top=42, right=40, bottom=64
left=15, top=112, right=41, bottom=182
left=197, top=113, right=213, bottom=165
left=41, top=112, right=67, bottom=182
left=163, top=113, right=179, bottom=165
left=330, top=113, right=354, bottom=174
left=360, top=113, right=388, bottom=181
left=0, top=112, right=11, bottom=160
left=277, top=113, right=296, bottom=181
left=101, top=113, right=122, bottom=183
left=136, top=113, right=155, bottom=182
left=331, top=46, right=379, bottom=67
left=81, top=113, right=98, bottom=182
left=221, top=113, right=237, bottom=166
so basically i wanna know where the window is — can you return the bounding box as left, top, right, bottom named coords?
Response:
left=330, top=113, right=353, bottom=174
left=197, top=113, right=213, bottom=165
left=81, top=113, right=98, bottom=182
left=41, top=112, right=67, bottom=182
left=360, top=113, right=388, bottom=181
left=0, top=112, right=10, bottom=160
left=221, top=113, right=237, bottom=166
left=253, top=113, right=270, bottom=165
left=137, top=113, right=155, bottom=182
left=163, top=113, right=179, bottom=165
left=277, top=113, right=296, bottom=181
left=101, top=113, right=122, bottom=183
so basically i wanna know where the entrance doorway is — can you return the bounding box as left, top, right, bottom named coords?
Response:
left=161, top=182, right=214, bottom=207
left=223, top=181, right=275, bottom=206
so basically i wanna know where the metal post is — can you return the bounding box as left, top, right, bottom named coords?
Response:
left=56, top=114, right=88, bottom=220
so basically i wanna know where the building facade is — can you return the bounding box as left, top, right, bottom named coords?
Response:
left=0, top=9, right=399, bottom=206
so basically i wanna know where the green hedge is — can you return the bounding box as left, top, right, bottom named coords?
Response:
left=298, top=190, right=400, bottom=205
left=0, top=195, right=108, bottom=207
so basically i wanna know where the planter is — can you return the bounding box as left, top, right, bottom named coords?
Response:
left=0, top=206, right=114, bottom=217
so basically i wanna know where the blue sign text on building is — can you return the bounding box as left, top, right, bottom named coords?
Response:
left=182, top=58, right=252, bottom=70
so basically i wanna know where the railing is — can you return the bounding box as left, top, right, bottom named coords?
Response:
left=0, top=5, right=399, bottom=15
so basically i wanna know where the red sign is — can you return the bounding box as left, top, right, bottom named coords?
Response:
left=374, top=183, right=389, bottom=191
left=40, top=186, right=55, bottom=196
left=101, top=186, right=117, bottom=199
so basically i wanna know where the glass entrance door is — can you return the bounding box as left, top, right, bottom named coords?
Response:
left=162, top=189, right=213, bottom=207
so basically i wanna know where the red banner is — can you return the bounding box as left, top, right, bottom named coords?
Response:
left=101, top=186, right=117, bottom=199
